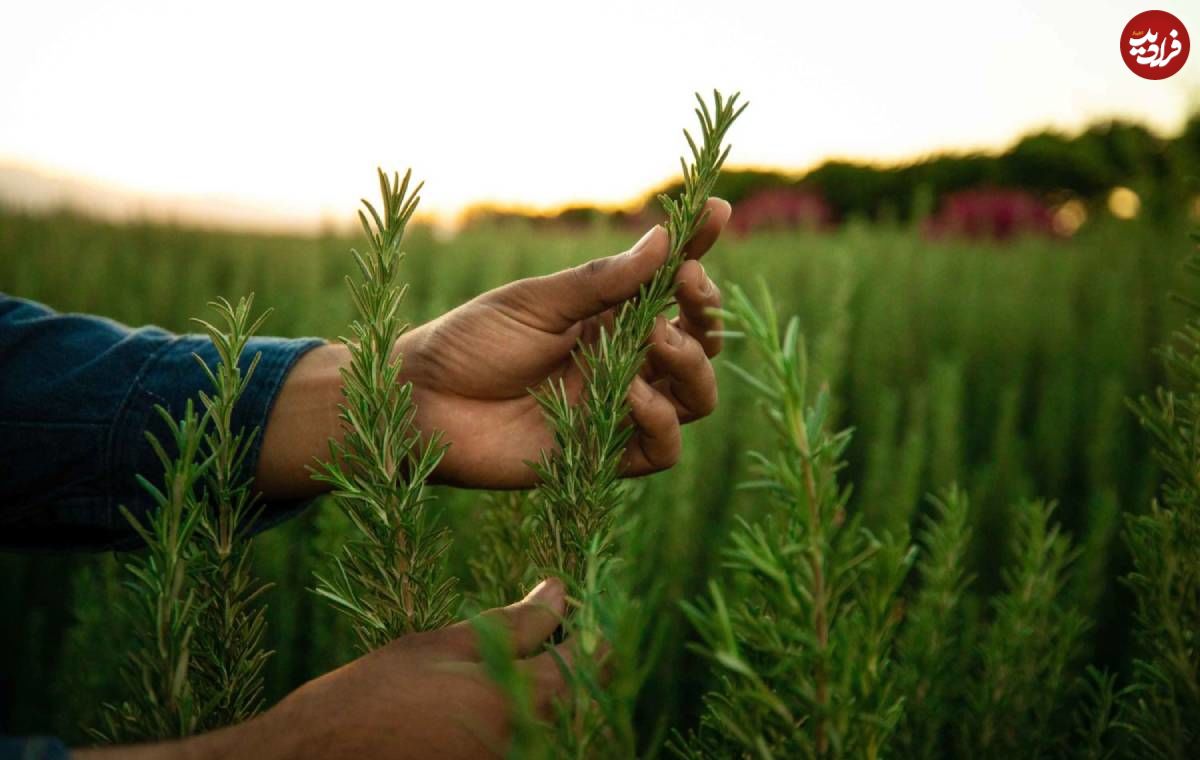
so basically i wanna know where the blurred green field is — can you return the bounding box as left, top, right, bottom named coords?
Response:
left=0, top=206, right=1194, bottom=743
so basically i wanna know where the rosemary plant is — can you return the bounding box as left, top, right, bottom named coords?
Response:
left=676, top=283, right=914, bottom=759
left=313, top=169, right=455, bottom=650
left=94, top=401, right=211, bottom=743
left=966, top=499, right=1086, bottom=759
left=530, top=90, right=745, bottom=581
left=190, top=296, right=273, bottom=729
left=95, top=296, right=274, bottom=741
left=1071, top=667, right=1126, bottom=760
left=467, top=491, right=538, bottom=610
left=894, top=487, right=974, bottom=759
left=1121, top=248, right=1200, bottom=758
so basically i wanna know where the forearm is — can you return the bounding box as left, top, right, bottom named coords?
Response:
left=73, top=711, right=295, bottom=760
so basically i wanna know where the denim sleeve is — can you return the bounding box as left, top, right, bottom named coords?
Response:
left=0, top=294, right=325, bottom=551
left=0, top=736, right=69, bottom=760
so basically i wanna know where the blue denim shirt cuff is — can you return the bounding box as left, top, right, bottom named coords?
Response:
left=0, top=736, right=70, bottom=760
left=107, top=332, right=325, bottom=550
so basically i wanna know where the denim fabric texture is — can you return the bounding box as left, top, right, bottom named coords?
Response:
left=0, top=736, right=70, bottom=760
left=0, top=293, right=324, bottom=551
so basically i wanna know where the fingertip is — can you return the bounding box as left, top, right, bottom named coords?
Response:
left=709, top=197, right=732, bottom=224
left=684, top=199, right=732, bottom=260
left=630, top=224, right=669, bottom=262
left=524, top=577, right=566, bottom=614
left=629, top=373, right=653, bottom=404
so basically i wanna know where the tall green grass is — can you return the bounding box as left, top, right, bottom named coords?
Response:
left=0, top=205, right=1193, bottom=748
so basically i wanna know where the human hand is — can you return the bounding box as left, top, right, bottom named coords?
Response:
left=256, top=199, right=729, bottom=497
left=76, top=579, right=575, bottom=760
left=398, top=198, right=730, bottom=488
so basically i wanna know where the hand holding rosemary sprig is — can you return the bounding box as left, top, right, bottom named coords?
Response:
left=531, top=90, right=746, bottom=579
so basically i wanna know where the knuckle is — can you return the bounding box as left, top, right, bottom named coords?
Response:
left=394, top=628, right=447, bottom=657
left=584, top=256, right=609, bottom=279
left=686, top=336, right=710, bottom=364
left=573, top=257, right=610, bottom=300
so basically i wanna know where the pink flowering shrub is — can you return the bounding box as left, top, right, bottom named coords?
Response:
left=730, top=187, right=833, bottom=236
left=922, top=188, right=1058, bottom=241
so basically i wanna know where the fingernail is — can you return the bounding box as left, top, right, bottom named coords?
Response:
left=698, top=263, right=713, bottom=294
left=525, top=577, right=563, bottom=606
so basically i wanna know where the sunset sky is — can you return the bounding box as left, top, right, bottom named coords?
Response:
left=1, top=1, right=1197, bottom=226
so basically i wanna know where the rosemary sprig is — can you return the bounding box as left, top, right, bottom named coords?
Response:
left=95, top=297, right=274, bottom=742
left=530, top=90, right=746, bottom=581
left=190, top=296, right=274, bottom=729
left=312, top=169, right=456, bottom=650
left=95, top=402, right=211, bottom=743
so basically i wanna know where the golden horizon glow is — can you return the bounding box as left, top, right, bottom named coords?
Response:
left=1, top=1, right=1197, bottom=229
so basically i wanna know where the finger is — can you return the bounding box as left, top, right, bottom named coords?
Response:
left=522, top=640, right=573, bottom=714
left=646, top=317, right=718, bottom=422
left=514, top=225, right=670, bottom=331
left=674, top=259, right=723, bottom=357
left=437, top=578, right=566, bottom=660
left=623, top=375, right=681, bottom=475
left=522, top=638, right=613, bottom=714
left=682, top=197, right=732, bottom=261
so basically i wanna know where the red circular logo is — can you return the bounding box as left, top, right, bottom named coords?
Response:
left=1122, top=10, right=1190, bottom=79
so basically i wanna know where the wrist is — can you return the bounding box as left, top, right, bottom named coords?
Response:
left=255, top=342, right=350, bottom=500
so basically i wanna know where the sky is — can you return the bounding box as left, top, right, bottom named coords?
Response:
left=0, top=1, right=1197, bottom=226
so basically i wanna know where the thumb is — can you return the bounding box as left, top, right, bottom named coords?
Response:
left=523, top=225, right=669, bottom=330
left=497, top=578, right=567, bottom=657
left=437, top=577, right=567, bottom=660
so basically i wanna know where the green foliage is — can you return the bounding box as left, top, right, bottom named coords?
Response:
left=894, top=487, right=974, bottom=759
left=676, top=284, right=915, bottom=759
left=190, top=296, right=274, bottom=728
left=93, top=297, right=274, bottom=742
left=529, top=90, right=746, bottom=581
left=94, top=401, right=211, bottom=743
left=965, top=499, right=1086, bottom=758
left=312, top=169, right=456, bottom=650
left=466, top=491, right=538, bottom=610
left=1071, top=667, right=1127, bottom=760
left=1122, top=251, right=1200, bottom=758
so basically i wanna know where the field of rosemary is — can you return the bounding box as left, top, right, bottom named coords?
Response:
left=2, top=132, right=1199, bottom=753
